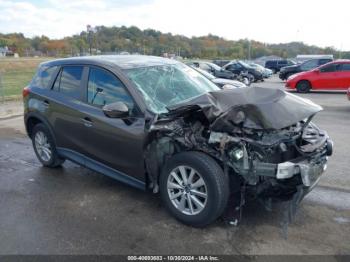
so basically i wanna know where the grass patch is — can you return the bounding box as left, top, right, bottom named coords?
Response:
left=1, top=69, right=36, bottom=97
left=0, top=58, right=52, bottom=99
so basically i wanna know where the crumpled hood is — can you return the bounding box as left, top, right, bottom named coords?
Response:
left=166, top=87, right=322, bottom=130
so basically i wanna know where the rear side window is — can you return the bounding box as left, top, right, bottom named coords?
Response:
left=53, top=66, right=83, bottom=100
left=87, top=67, right=134, bottom=108
left=31, top=66, right=57, bottom=89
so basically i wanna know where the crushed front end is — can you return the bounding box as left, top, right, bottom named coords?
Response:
left=145, top=87, right=333, bottom=224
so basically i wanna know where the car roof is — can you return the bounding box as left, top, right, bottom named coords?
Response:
left=41, top=55, right=179, bottom=69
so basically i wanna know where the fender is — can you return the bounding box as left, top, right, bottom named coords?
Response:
left=25, top=111, right=57, bottom=145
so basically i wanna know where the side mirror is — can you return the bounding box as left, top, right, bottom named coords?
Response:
left=102, top=102, right=129, bottom=118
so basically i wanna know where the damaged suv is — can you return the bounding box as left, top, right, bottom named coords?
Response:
left=24, top=56, right=333, bottom=227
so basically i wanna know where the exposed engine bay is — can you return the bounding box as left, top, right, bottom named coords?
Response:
left=144, top=87, right=333, bottom=225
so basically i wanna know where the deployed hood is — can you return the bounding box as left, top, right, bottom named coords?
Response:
left=166, top=87, right=322, bottom=130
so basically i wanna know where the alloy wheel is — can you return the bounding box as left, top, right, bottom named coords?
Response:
left=167, top=165, right=208, bottom=215
left=34, top=131, right=52, bottom=162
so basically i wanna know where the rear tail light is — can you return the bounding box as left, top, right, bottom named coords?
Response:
left=22, top=86, right=30, bottom=98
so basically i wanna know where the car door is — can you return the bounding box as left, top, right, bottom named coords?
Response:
left=313, top=63, right=342, bottom=89
left=339, top=63, right=350, bottom=89
left=49, top=65, right=89, bottom=154
left=77, top=66, right=146, bottom=181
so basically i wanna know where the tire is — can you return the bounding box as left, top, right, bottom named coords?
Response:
left=247, top=73, right=255, bottom=83
left=243, top=77, right=250, bottom=86
left=32, top=123, right=65, bottom=168
left=296, top=80, right=311, bottom=93
left=160, top=151, right=229, bottom=227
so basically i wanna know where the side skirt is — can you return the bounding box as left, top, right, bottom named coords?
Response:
left=57, top=148, right=146, bottom=191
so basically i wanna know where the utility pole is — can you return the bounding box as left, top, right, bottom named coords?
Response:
left=248, top=40, right=251, bottom=61
left=87, top=25, right=93, bottom=55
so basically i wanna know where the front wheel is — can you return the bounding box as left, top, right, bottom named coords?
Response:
left=247, top=73, right=255, bottom=83
left=296, top=80, right=311, bottom=93
left=160, top=151, right=229, bottom=227
left=243, top=77, right=250, bottom=86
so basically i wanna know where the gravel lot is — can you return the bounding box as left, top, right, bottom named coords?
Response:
left=0, top=75, right=349, bottom=255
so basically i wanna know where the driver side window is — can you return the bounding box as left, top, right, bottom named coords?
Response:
left=87, top=67, right=134, bottom=110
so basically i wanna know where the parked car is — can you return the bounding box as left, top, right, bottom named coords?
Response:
left=286, top=60, right=350, bottom=92
left=248, top=62, right=273, bottom=78
left=279, top=58, right=333, bottom=80
left=187, top=61, right=235, bottom=79
left=265, top=59, right=295, bottom=73
left=212, top=59, right=231, bottom=67
left=191, top=67, right=247, bottom=88
left=24, top=55, right=332, bottom=227
left=223, top=60, right=263, bottom=82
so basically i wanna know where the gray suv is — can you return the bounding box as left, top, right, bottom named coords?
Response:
left=24, top=55, right=332, bottom=227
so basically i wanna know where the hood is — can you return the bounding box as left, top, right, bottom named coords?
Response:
left=281, top=64, right=299, bottom=72
left=212, top=78, right=246, bottom=88
left=166, top=87, right=322, bottom=131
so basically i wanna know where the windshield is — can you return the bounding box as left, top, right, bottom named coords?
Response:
left=239, top=61, right=253, bottom=69
left=125, top=63, right=220, bottom=113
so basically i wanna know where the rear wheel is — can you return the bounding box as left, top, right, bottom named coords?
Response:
left=32, top=123, right=65, bottom=167
left=160, top=151, right=229, bottom=227
left=296, top=80, right=311, bottom=93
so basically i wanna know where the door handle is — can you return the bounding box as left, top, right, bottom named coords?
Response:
left=82, top=117, right=93, bottom=128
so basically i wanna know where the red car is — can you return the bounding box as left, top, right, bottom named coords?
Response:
left=286, top=60, right=350, bottom=92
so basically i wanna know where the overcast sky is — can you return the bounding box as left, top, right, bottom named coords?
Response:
left=0, top=0, right=349, bottom=50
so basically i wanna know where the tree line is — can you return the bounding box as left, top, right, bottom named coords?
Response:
left=1, top=25, right=349, bottom=59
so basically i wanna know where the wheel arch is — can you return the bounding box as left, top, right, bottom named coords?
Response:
left=144, top=135, right=228, bottom=193
left=25, top=112, right=56, bottom=143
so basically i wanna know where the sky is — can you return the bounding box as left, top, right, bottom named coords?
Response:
left=0, top=0, right=349, bottom=50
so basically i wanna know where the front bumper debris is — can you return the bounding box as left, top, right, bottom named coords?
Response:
left=277, top=160, right=327, bottom=187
